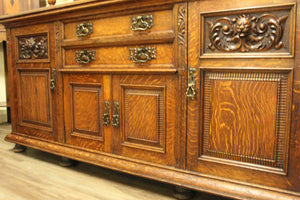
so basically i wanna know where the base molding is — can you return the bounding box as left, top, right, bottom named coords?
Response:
left=5, top=132, right=299, bottom=200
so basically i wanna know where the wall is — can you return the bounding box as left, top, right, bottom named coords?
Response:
left=0, top=42, right=6, bottom=123
left=41, top=0, right=74, bottom=7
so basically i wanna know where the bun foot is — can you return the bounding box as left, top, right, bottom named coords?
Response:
left=13, top=144, right=27, bottom=153
left=173, top=186, right=194, bottom=200
left=59, top=157, right=75, bottom=167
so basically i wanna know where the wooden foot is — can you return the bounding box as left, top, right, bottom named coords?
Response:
left=13, top=144, right=27, bottom=153
left=173, top=186, right=194, bottom=200
left=59, top=157, right=75, bottom=167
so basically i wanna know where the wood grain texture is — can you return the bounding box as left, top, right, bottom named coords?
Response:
left=187, top=0, right=298, bottom=194
left=72, top=85, right=102, bottom=136
left=5, top=126, right=300, bottom=200
left=64, top=9, right=173, bottom=40
left=1, top=0, right=300, bottom=199
left=123, top=85, right=165, bottom=152
left=18, top=70, right=51, bottom=127
left=0, top=123, right=234, bottom=200
left=202, top=71, right=290, bottom=172
left=64, top=73, right=106, bottom=152
left=113, top=75, right=176, bottom=166
left=64, top=44, right=173, bottom=66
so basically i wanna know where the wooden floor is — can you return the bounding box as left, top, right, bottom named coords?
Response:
left=0, top=123, right=230, bottom=200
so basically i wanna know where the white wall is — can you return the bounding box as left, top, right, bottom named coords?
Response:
left=46, top=0, right=74, bottom=6
left=0, top=42, right=6, bottom=104
left=0, top=42, right=7, bottom=123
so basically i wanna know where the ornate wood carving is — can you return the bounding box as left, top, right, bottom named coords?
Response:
left=207, top=14, right=288, bottom=52
left=55, top=22, right=60, bottom=54
left=177, top=6, right=185, bottom=46
left=18, top=35, right=48, bottom=59
left=201, top=71, right=290, bottom=173
left=200, top=4, right=295, bottom=58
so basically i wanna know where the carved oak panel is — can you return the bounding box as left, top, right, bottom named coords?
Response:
left=18, top=34, right=49, bottom=60
left=200, top=4, right=295, bottom=58
left=71, top=84, right=103, bottom=140
left=121, top=85, right=165, bottom=153
left=200, top=70, right=291, bottom=173
left=18, top=70, right=52, bottom=129
left=63, top=74, right=105, bottom=152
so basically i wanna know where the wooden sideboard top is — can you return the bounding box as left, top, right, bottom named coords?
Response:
left=0, top=0, right=186, bottom=27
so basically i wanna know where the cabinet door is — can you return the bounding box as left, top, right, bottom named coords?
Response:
left=16, top=68, right=56, bottom=140
left=187, top=0, right=299, bottom=192
left=63, top=74, right=110, bottom=152
left=112, top=75, right=177, bottom=166
left=12, top=24, right=57, bottom=141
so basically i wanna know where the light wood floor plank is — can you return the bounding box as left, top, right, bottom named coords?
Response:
left=0, top=123, right=229, bottom=200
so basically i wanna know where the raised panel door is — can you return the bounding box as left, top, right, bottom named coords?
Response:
left=12, top=23, right=57, bottom=141
left=63, top=74, right=111, bottom=152
left=16, top=68, right=56, bottom=140
left=112, top=75, right=177, bottom=166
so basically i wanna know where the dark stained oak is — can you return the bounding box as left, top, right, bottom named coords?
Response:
left=0, top=0, right=299, bottom=199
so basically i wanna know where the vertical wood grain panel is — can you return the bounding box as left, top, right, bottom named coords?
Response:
left=201, top=71, right=290, bottom=172
left=19, top=70, right=51, bottom=127
left=207, top=79, right=277, bottom=159
left=122, top=86, right=165, bottom=151
left=72, top=85, right=102, bottom=136
left=113, top=75, right=176, bottom=166
left=64, top=74, right=106, bottom=152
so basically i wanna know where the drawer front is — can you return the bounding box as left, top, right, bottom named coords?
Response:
left=64, top=44, right=173, bottom=67
left=64, top=10, right=173, bottom=40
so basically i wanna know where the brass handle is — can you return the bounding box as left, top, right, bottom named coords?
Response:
left=129, top=47, right=156, bottom=63
left=112, top=101, right=120, bottom=128
left=131, top=15, right=153, bottom=31
left=76, top=23, right=93, bottom=37
left=103, top=101, right=110, bottom=126
left=50, top=68, right=56, bottom=91
left=186, top=68, right=196, bottom=99
left=76, top=50, right=96, bottom=64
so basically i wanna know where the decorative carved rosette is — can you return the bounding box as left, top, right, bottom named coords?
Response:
left=207, top=14, right=288, bottom=52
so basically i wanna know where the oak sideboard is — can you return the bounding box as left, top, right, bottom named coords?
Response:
left=0, top=0, right=299, bottom=199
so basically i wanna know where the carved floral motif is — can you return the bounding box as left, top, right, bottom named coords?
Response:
left=207, top=14, right=288, bottom=52
left=18, top=35, right=48, bottom=59
left=178, top=6, right=185, bottom=46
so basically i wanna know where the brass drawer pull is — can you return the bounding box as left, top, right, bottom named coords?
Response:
left=112, top=101, right=120, bottom=128
left=129, top=47, right=156, bottom=63
left=186, top=68, right=196, bottom=99
left=131, top=15, right=153, bottom=31
left=103, top=101, right=110, bottom=126
left=76, top=23, right=93, bottom=37
left=75, top=50, right=96, bottom=64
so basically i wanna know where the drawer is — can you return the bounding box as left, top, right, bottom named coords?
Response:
left=63, top=10, right=173, bottom=40
left=64, top=44, right=173, bottom=67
